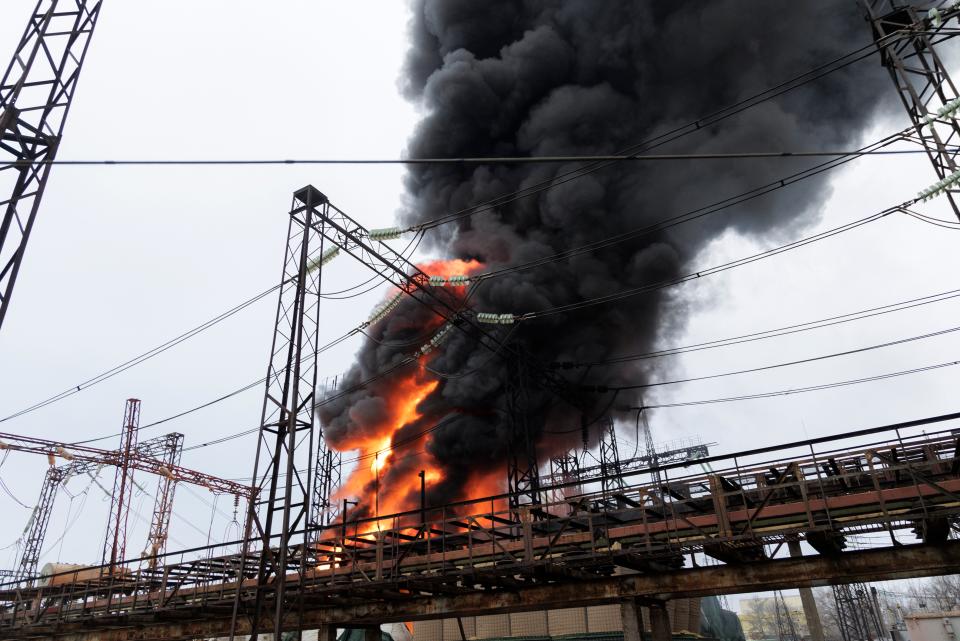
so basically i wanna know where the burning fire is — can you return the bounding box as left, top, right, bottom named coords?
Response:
left=330, top=258, right=486, bottom=534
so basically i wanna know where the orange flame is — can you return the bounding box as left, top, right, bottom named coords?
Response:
left=331, top=258, right=486, bottom=535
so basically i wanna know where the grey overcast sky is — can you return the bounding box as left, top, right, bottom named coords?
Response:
left=1, top=1, right=960, bottom=600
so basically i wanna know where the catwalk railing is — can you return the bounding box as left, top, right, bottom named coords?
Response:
left=3, top=413, right=960, bottom=636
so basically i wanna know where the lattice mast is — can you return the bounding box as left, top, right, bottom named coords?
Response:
left=102, top=398, right=140, bottom=570
left=0, top=0, right=103, bottom=330
left=598, top=416, right=626, bottom=497
left=506, top=355, right=542, bottom=510
left=310, top=376, right=342, bottom=532
left=862, top=0, right=960, bottom=219
left=832, top=583, right=885, bottom=641
left=141, top=432, right=183, bottom=568
left=230, top=186, right=327, bottom=641
left=15, top=465, right=65, bottom=582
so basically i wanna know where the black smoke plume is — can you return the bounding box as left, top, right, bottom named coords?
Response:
left=319, top=1, right=892, bottom=508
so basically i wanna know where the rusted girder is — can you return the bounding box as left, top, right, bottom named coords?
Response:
left=21, top=542, right=960, bottom=641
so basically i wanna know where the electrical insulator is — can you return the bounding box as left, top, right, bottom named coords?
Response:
left=368, top=227, right=403, bottom=241
left=428, top=275, right=446, bottom=286
left=930, top=7, right=943, bottom=28
left=368, top=291, right=404, bottom=324
left=477, top=312, right=516, bottom=324
left=306, top=246, right=340, bottom=273
left=918, top=168, right=960, bottom=201
left=448, top=275, right=471, bottom=286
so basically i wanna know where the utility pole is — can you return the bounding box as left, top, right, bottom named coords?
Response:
left=861, top=0, right=960, bottom=220
left=102, top=398, right=139, bottom=572
left=230, top=186, right=326, bottom=641
left=0, top=0, right=103, bottom=330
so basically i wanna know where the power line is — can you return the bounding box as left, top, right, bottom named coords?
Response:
left=463, top=128, right=910, bottom=286
left=9, top=147, right=943, bottom=167
left=513, top=207, right=898, bottom=321
left=636, top=359, right=960, bottom=409
left=412, top=39, right=888, bottom=232
left=553, top=286, right=960, bottom=368
left=593, top=322, right=960, bottom=392
left=0, top=284, right=280, bottom=427
left=0, top=42, right=905, bottom=441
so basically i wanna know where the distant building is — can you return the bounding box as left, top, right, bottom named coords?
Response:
left=739, top=595, right=808, bottom=641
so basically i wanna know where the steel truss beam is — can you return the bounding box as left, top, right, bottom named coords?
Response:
left=862, top=0, right=960, bottom=219
left=13, top=543, right=960, bottom=641
left=0, top=0, right=103, bottom=330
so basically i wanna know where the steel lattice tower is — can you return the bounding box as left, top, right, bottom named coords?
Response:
left=833, top=583, right=885, bottom=641
left=15, top=465, right=67, bottom=583
left=862, top=0, right=960, bottom=219
left=598, top=416, right=626, bottom=498
left=310, top=376, right=342, bottom=534
left=102, top=399, right=140, bottom=571
left=0, top=0, right=102, bottom=330
left=230, top=186, right=327, bottom=641
left=141, top=432, right=183, bottom=569
left=507, top=355, right=542, bottom=511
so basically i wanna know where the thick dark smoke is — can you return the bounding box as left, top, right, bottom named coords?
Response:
left=319, top=1, right=893, bottom=508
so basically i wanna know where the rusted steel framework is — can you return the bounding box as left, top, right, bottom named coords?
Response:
left=14, top=465, right=68, bottom=583
left=0, top=0, right=103, bottom=330
left=229, top=186, right=328, bottom=641
left=832, top=583, right=885, bottom=641
left=101, top=399, right=139, bottom=571
left=3, top=413, right=960, bottom=640
left=14, top=432, right=185, bottom=583
left=598, top=417, right=625, bottom=499
left=543, top=437, right=710, bottom=487
left=311, top=376, right=342, bottom=533
left=140, top=433, right=183, bottom=569
left=862, top=0, right=960, bottom=219
left=0, top=431, right=251, bottom=496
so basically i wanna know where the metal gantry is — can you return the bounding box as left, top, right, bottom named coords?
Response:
left=0, top=0, right=103, bottom=330
left=862, top=0, right=960, bottom=219
left=230, top=186, right=328, bottom=641
left=13, top=431, right=185, bottom=583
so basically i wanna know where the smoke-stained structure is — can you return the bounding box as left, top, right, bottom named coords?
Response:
left=318, top=1, right=892, bottom=513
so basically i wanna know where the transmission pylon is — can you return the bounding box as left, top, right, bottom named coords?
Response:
left=0, top=0, right=103, bottom=331
left=862, top=0, right=960, bottom=220
left=101, top=398, right=140, bottom=572
left=229, top=186, right=327, bottom=641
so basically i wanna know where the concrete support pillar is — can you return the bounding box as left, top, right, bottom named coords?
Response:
left=649, top=601, right=672, bottom=641
left=621, top=598, right=647, bottom=641
left=316, top=625, right=338, bottom=641
left=788, top=538, right=825, bottom=641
